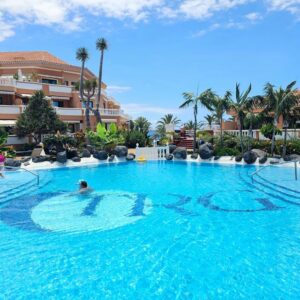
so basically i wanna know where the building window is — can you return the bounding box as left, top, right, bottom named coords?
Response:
left=82, top=101, right=93, bottom=108
left=42, top=78, right=58, bottom=85
left=64, top=81, right=69, bottom=86
left=71, top=82, right=76, bottom=86
left=0, top=96, right=3, bottom=105
left=52, top=101, right=64, bottom=107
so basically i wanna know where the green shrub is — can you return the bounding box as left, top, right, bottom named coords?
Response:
left=260, top=124, right=281, bottom=140
left=214, top=147, right=240, bottom=156
left=124, top=131, right=146, bottom=148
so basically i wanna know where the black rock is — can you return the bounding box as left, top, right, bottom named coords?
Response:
left=86, top=145, right=95, bottom=154
left=126, top=154, right=135, bottom=161
left=93, top=151, right=108, bottom=160
left=243, top=151, right=258, bottom=164
left=32, top=155, right=51, bottom=163
left=259, top=156, right=268, bottom=164
left=108, top=155, right=115, bottom=162
left=235, top=155, right=243, bottom=162
left=284, top=154, right=300, bottom=162
left=199, top=144, right=213, bottom=160
left=57, top=151, right=67, bottom=164
left=270, top=158, right=280, bottom=165
left=165, top=154, right=174, bottom=161
left=114, top=146, right=128, bottom=158
left=20, top=157, right=31, bottom=163
left=214, top=156, right=221, bottom=160
left=173, top=147, right=187, bottom=160
left=72, top=157, right=81, bottom=162
left=169, top=144, right=177, bottom=154
left=81, top=149, right=91, bottom=158
left=191, top=153, right=199, bottom=159
left=4, top=159, right=21, bottom=169
left=66, top=148, right=78, bottom=159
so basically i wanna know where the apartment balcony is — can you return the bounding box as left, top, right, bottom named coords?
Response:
left=0, top=105, right=22, bottom=115
left=54, top=107, right=82, bottom=116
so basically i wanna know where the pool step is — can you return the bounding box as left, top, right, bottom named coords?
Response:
left=239, top=172, right=300, bottom=206
left=0, top=173, right=51, bottom=204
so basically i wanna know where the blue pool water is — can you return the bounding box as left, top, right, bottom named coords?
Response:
left=1, top=161, right=300, bottom=299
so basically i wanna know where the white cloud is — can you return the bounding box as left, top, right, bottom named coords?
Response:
left=0, top=14, right=14, bottom=42
left=267, top=0, right=300, bottom=15
left=245, top=12, right=263, bottom=21
left=106, top=85, right=132, bottom=94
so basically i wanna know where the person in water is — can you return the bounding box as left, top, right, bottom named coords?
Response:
left=78, top=180, right=93, bottom=194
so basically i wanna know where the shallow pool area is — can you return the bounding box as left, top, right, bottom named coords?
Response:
left=1, top=161, right=300, bottom=299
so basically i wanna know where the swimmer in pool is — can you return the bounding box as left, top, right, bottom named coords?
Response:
left=78, top=180, right=93, bottom=194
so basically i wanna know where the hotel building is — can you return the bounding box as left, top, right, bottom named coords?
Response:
left=0, top=51, right=129, bottom=143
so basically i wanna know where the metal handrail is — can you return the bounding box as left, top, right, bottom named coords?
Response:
left=250, top=159, right=300, bottom=183
left=2, top=166, right=39, bottom=185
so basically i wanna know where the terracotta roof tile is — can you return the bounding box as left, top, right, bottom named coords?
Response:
left=0, top=51, right=67, bottom=64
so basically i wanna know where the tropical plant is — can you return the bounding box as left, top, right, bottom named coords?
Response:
left=183, top=120, right=204, bottom=130
left=229, top=83, right=252, bottom=154
left=260, top=124, right=281, bottom=140
left=263, top=81, right=299, bottom=156
left=209, top=91, right=231, bottom=148
left=179, top=89, right=215, bottom=153
left=0, top=128, right=8, bottom=147
left=74, top=79, right=97, bottom=129
left=94, top=38, right=108, bottom=124
left=134, top=117, right=151, bottom=136
left=76, top=47, right=92, bottom=129
left=123, top=130, right=147, bottom=148
left=87, top=123, right=124, bottom=151
left=157, top=114, right=181, bottom=127
left=15, top=91, right=66, bottom=143
left=204, top=114, right=215, bottom=129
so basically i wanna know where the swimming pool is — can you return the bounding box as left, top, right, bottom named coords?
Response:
left=1, top=161, right=300, bottom=299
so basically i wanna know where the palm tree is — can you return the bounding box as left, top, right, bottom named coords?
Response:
left=229, top=83, right=252, bottom=154
left=76, top=47, right=92, bottom=129
left=204, top=114, right=215, bottom=130
left=95, top=38, right=108, bottom=124
left=74, top=79, right=97, bottom=129
left=263, top=81, right=299, bottom=157
left=179, top=89, right=214, bottom=153
left=209, top=91, right=231, bottom=148
left=183, top=120, right=204, bottom=130
left=76, top=47, right=89, bottom=102
left=244, top=96, right=264, bottom=151
left=134, top=117, right=151, bottom=136
left=157, top=114, right=181, bottom=127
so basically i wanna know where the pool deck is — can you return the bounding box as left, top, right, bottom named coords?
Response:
left=13, top=155, right=299, bottom=171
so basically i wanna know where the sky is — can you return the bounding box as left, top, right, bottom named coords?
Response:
left=0, top=0, right=299, bottom=127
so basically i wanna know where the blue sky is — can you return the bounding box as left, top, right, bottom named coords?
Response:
left=0, top=0, right=299, bottom=126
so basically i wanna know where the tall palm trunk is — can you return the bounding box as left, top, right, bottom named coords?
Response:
left=247, top=117, right=253, bottom=151
left=238, top=115, right=244, bottom=154
left=282, top=124, right=288, bottom=158
left=85, top=101, right=91, bottom=129
left=79, top=60, right=85, bottom=101
left=95, top=50, right=104, bottom=124
left=193, top=107, right=197, bottom=153
left=220, top=116, right=223, bottom=148
left=271, top=115, right=277, bottom=156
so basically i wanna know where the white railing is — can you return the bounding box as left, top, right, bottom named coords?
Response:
left=49, top=85, right=72, bottom=94
left=0, top=78, right=15, bottom=87
left=220, top=129, right=300, bottom=140
left=16, top=81, right=43, bottom=90
left=55, top=107, right=82, bottom=116
left=136, top=146, right=169, bottom=160
left=99, top=108, right=124, bottom=116
left=0, top=105, right=20, bottom=114
left=6, top=135, right=29, bottom=145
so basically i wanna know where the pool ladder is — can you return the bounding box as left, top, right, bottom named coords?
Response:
left=250, top=159, right=300, bottom=184
left=2, top=166, right=40, bottom=185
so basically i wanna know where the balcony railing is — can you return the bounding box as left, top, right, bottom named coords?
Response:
left=0, top=105, right=21, bottom=114
left=16, top=81, right=43, bottom=90
left=49, top=85, right=72, bottom=94
left=55, top=107, right=82, bottom=116
left=99, top=108, right=124, bottom=116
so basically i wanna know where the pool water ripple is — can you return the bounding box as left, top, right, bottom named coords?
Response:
left=1, top=162, right=300, bottom=299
